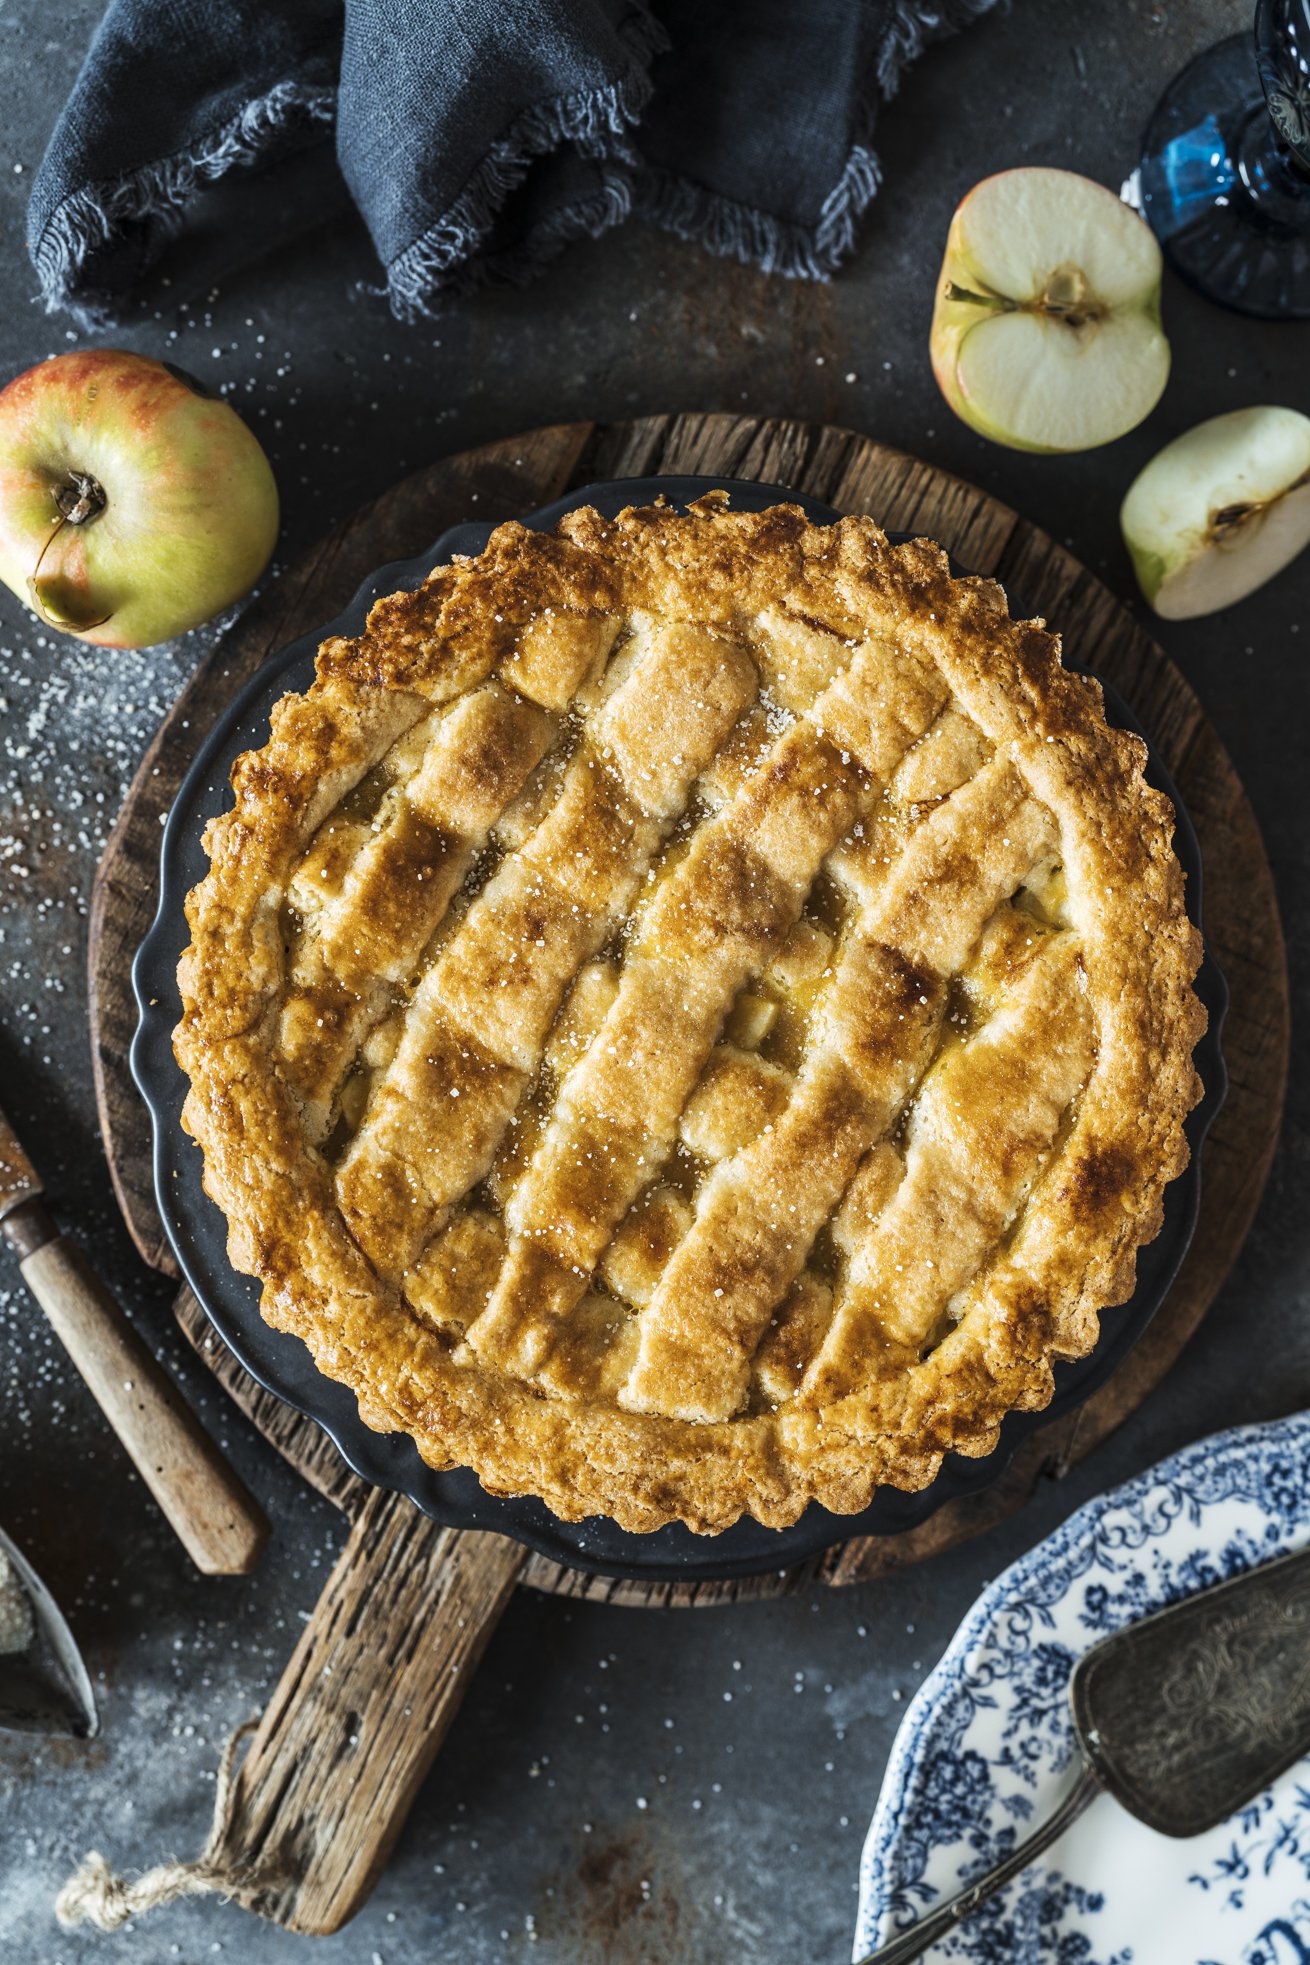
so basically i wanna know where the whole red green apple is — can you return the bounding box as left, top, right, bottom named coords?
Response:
left=0, top=349, right=279, bottom=648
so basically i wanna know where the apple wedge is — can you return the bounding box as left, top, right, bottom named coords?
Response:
left=930, top=167, right=1170, bottom=453
left=1121, top=406, right=1310, bottom=619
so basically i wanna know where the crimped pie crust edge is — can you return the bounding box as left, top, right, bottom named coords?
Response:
left=174, top=499, right=1206, bottom=1534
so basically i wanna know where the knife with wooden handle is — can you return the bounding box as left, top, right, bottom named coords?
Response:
left=0, top=1099, right=268, bottom=1576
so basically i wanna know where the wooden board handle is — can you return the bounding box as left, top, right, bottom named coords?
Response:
left=206, top=1487, right=525, bottom=1934
left=20, top=1234, right=269, bottom=1576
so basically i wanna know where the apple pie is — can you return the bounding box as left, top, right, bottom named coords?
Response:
left=175, top=496, right=1205, bottom=1533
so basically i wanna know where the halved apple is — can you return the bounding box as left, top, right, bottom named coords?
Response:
left=1121, top=406, right=1310, bottom=619
left=930, top=167, right=1170, bottom=453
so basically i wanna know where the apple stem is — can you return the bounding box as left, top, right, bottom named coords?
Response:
left=944, top=281, right=1016, bottom=313
left=27, top=505, right=112, bottom=634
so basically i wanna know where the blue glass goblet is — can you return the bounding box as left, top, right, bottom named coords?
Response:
left=1128, top=0, right=1310, bottom=318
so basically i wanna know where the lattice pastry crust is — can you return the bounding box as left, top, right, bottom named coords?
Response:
left=176, top=498, right=1205, bottom=1533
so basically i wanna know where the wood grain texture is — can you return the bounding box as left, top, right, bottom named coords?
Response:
left=209, top=1487, right=524, bottom=1934
left=19, top=1235, right=268, bottom=1575
left=94, top=410, right=1289, bottom=1606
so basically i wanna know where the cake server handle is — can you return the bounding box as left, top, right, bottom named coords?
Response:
left=853, top=1762, right=1101, bottom=1965
left=2, top=1195, right=268, bottom=1576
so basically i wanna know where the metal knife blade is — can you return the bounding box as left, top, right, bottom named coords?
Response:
left=0, top=1525, right=97, bottom=1739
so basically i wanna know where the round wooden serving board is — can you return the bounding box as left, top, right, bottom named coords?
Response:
left=91, top=411, right=1288, bottom=1605
left=86, top=415, right=1288, bottom=1934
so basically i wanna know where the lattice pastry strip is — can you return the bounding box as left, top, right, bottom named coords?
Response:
left=800, top=926, right=1094, bottom=1403
left=175, top=498, right=1205, bottom=1536
left=620, top=757, right=1058, bottom=1422
left=466, top=633, right=949, bottom=1380
left=336, top=619, right=758, bottom=1277
left=277, top=683, right=555, bottom=1140
left=751, top=1273, right=837, bottom=1408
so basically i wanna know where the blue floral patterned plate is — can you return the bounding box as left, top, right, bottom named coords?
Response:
left=855, top=1414, right=1310, bottom=1965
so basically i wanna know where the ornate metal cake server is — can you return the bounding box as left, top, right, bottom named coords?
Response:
left=856, top=1541, right=1310, bottom=1965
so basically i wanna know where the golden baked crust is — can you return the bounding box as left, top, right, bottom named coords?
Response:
left=175, top=497, right=1205, bottom=1533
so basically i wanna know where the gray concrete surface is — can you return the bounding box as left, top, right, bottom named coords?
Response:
left=0, top=2, right=1306, bottom=1960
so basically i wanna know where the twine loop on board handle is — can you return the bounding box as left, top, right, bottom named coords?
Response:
left=55, top=1714, right=276, bottom=1930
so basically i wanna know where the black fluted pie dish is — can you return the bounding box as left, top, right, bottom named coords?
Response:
left=132, top=477, right=1227, bottom=1582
